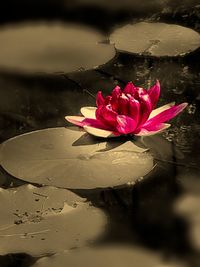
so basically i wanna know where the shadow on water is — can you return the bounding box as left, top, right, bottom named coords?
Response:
left=0, top=253, right=36, bottom=267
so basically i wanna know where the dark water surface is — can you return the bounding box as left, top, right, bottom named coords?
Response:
left=0, top=2, right=200, bottom=267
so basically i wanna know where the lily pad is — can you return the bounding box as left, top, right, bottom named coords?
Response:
left=0, top=185, right=106, bottom=256
left=0, top=22, right=115, bottom=73
left=141, top=135, right=184, bottom=162
left=110, top=22, right=200, bottom=57
left=32, top=245, right=185, bottom=267
left=0, top=127, right=153, bottom=189
left=174, top=191, right=200, bottom=250
left=174, top=170, right=200, bottom=250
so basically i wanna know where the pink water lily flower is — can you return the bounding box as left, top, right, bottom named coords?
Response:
left=65, top=81, right=188, bottom=138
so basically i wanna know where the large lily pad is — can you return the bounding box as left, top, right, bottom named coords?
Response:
left=0, top=22, right=115, bottom=73
left=0, top=185, right=106, bottom=256
left=0, top=127, right=153, bottom=189
left=33, top=245, right=185, bottom=267
left=110, top=22, right=200, bottom=57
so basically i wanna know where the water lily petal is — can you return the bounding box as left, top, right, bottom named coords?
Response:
left=65, top=116, right=85, bottom=127
left=112, top=85, right=122, bottom=98
left=140, top=122, right=170, bottom=132
left=96, top=91, right=105, bottom=106
left=105, top=96, right=112, bottom=105
left=129, top=98, right=140, bottom=124
left=83, top=118, right=111, bottom=130
left=116, top=115, right=137, bottom=134
left=135, top=87, right=148, bottom=98
left=96, top=105, right=118, bottom=127
left=138, top=93, right=152, bottom=126
left=148, top=80, right=160, bottom=109
left=123, top=82, right=136, bottom=95
left=135, top=123, right=171, bottom=136
left=118, top=93, right=129, bottom=115
left=83, top=126, right=115, bottom=138
left=111, top=86, right=121, bottom=111
left=145, top=102, right=188, bottom=126
left=149, top=102, right=175, bottom=119
left=81, top=106, right=97, bottom=119
left=65, top=116, right=109, bottom=130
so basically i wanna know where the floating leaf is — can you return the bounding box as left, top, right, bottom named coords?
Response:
left=0, top=127, right=153, bottom=189
left=32, top=245, right=186, bottom=267
left=0, top=185, right=106, bottom=256
left=110, top=22, right=200, bottom=57
left=174, top=170, right=200, bottom=250
left=0, top=22, right=115, bottom=73
left=141, top=135, right=184, bottom=162
left=175, top=192, right=200, bottom=250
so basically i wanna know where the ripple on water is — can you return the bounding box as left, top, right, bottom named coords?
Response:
left=163, top=125, right=193, bottom=154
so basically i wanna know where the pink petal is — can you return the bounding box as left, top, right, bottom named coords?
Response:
left=96, top=105, right=117, bottom=127
left=116, top=115, right=137, bottom=134
left=144, top=102, right=188, bottom=126
left=129, top=98, right=140, bottom=124
left=123, top=82, right=136, bottom=95
left=65, top=116, right=85, bottom=127
left=135, top=87, right=148, bottom=98
left=135, top=123, right=171, bottom=136
left=83, top=118, right=111, bottom=130
left=149, top=102, right=175, bottom=119
left=118, top=93, right=129, bottom=115
left=148, top=80, right=160, bottom=109
left=65, top=115, right=110, bottom=130
left=111, top=86, right=121, bottom=111
left=112, top=85, right=122, bottom=98
left=83, top=126, right=117, bottom=138
left=96, top=91, right=105, bottom=106
left=137, top=93, right=152, bottom=127
left=140, top=122, right=170, bottom=132
left=81, top=106, right=97, bottom=119
left=104, top=95, right=112, bottom=106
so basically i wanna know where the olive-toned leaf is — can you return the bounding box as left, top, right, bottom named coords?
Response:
left=110, top=22, right=200, bottom=57
left=33, top=245, right=186, bottom=267
left=0, top=127, right=153, bottom=189
left=174, top=170, right=200, bottom=250
left=0, top=185, right=106, bottom=256
left=0, top=23, right=115, bottom=73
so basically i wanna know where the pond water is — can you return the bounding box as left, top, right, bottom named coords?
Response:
left=0, top=1, right=200, bottom=267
